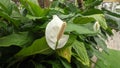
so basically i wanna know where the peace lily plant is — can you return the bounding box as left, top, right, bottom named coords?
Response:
left=45, top=15, right=69, bottom=50
left=1, top=0, right=118, bottom=68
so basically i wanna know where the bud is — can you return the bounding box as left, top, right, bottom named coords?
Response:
left=93, top=21, right=100, bottom=31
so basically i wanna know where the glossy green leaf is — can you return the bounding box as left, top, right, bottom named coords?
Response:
left=65, top=23, right=97, bottom=34
left=0, top=32, right=32, bottom=47
left=15, top=37, right=53, bottom=57
left=73, top=16, right=95, bottom=24
left=72, top=40, right=90, bottom=66
left=82, top=9, right=103, bottom=15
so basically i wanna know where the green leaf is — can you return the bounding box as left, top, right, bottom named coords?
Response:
left=20, top=0, right=49, bottom=17
left=86, top=14, right=108, bottom=29
left=57, top=46, right=72, bottom=62
left=84, top=0, right=102, bottom=8
left=105, top=14, right=120, bottom=30
left=102, top=8, right=120, bottom=18
left=0, top=32, right=32, bottom=47
left=65, top=23, right=96, bottom=34
left=0, top=0, right=20, bottom=17
left=72, top=58, right=86, bottom=68
left=63, top=34, right=76, bottom=48
left=82, top=9, right=103, bottom=15
left=95, top=49, right=120, bottom=68
left=94, top=37, right=108, bottom=53
left=65, top=2, right=78, bottom=13
left=0, top=11, right=20, bottom=27
left=50, top=1, right=59, bottom=8
left=59, top=58, right=71, bottom=68
left=26, top=15, right=42, bottom=20
left=73, top=16, right=95, bottom=24
left=0, top=11, right=11, bottom=21
left=57, top=35, right=76, bottom=62
left=0, top=0, right=13, bottom=14
left=72, top=40, right=90, bottom=66
left=15, top=37, right=53, bottom=57
left=0, top=0, right=22, bottom=27
left=58, top=13, right=75, bottom=20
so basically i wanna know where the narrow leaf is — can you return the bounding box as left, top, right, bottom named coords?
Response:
left=72, top=40, right=90, bottom=66
left=65, top=23, right=96, bottom=34
left=73, top=17, right=95, bottom=24
left=0, top=32, right=32, bottom=47
left=15, top=37, right=53, bottom=57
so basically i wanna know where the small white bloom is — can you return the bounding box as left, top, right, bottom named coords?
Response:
left=45, top=15, right=69, bottom=50
left=93, top=21, right=100, bottom=31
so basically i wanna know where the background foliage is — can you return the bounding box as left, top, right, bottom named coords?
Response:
left=0, top=0, right=120, bottom=68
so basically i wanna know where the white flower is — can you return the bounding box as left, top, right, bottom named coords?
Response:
left=45, top=15, right=69, bottom=50
left=93, top=21, right=100, bottom=31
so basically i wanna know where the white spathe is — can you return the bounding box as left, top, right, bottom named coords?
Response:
left=45, top=15, right=69, bottom=50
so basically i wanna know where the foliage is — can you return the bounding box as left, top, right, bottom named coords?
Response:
left=0, top=0, right=119, bottom=68
left=95, top=49, right=120, bottom=68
